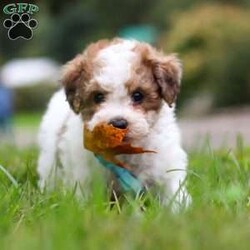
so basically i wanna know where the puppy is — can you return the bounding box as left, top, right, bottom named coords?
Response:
left=37, top=38, right=190, bottom=208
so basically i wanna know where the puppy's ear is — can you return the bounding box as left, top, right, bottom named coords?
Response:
left=61, top=54, right=90, bottom=114
left=152, top=55, right=182, bottom=107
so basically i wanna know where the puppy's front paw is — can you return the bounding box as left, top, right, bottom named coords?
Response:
left=163, top=188, right=192, bottom=212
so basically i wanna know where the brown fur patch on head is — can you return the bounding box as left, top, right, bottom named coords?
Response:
left=83, top=39, right=110, bottom=61
left=84, top=38, right=122, bottom=59
left=61, top=39, right=121, bottom=115
left=133, top=43, right=182, bottom=107
left=126, top=62, right=162, bottom=113
left=61, top=54, right=91, bottom=113
left=79, top=80, right=109, bottom=121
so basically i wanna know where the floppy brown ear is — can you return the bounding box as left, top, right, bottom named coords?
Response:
left=152, top=55, right=182, bottom=107
left=61, top=54, right=90, bottom=114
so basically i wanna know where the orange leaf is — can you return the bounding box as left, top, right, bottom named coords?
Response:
left=83, top=123, right=156, bottom=170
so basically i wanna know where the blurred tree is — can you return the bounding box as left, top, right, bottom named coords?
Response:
left=0, top=0, right=163, bottom=63
left=43, top=0, right=161, bottom=62
left=93, top=0, right=155, bottom=31
left=161, top=4, right=250, bottom=108
left=42, top=2, right=98, bottom=62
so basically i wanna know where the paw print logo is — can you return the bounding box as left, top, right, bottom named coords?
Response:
left=3, top=13, right=38, bottom=40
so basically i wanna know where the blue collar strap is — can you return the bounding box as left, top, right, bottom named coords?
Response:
left=94, top=154, right=144, bottom=194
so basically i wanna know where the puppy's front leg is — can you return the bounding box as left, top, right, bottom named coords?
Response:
left=161, top=171, right=191, bottom=211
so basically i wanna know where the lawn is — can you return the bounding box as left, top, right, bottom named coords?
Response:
left=13, top=112, right=43, bottom=128
left=0, top=142, right=250, bottom=250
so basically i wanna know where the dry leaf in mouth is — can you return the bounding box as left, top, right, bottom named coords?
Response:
left=84, top=123, right=156, bottom=170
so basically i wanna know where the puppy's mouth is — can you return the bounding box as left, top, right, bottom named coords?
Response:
left=121, top=134, right=130, bottom=143
left=109, top=129, right=131, bottom=145
left=110, top=127, right=134, bottom=144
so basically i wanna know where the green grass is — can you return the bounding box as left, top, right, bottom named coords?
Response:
left=13, top=112, right=43, bottom=127
left=0, top=144, right=250, bottom=250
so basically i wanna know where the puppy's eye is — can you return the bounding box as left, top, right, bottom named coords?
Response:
left=131, top=91, right=144, bottom=104
left=93, top=92, right=105, bottom=104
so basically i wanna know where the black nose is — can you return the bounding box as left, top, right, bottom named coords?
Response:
left=109, top=118, right=128, bottom=129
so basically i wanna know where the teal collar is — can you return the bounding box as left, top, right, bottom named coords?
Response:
left=95, top=154, right=144, bottom=194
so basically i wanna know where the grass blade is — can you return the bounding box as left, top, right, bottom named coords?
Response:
left=0, top=164, right=19, bottom=188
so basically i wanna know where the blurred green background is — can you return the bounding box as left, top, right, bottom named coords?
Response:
left=0, top=0, right=250, bottom=114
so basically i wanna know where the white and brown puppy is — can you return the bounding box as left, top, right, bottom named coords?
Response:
left=37, top=38, right=190, bottom=208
